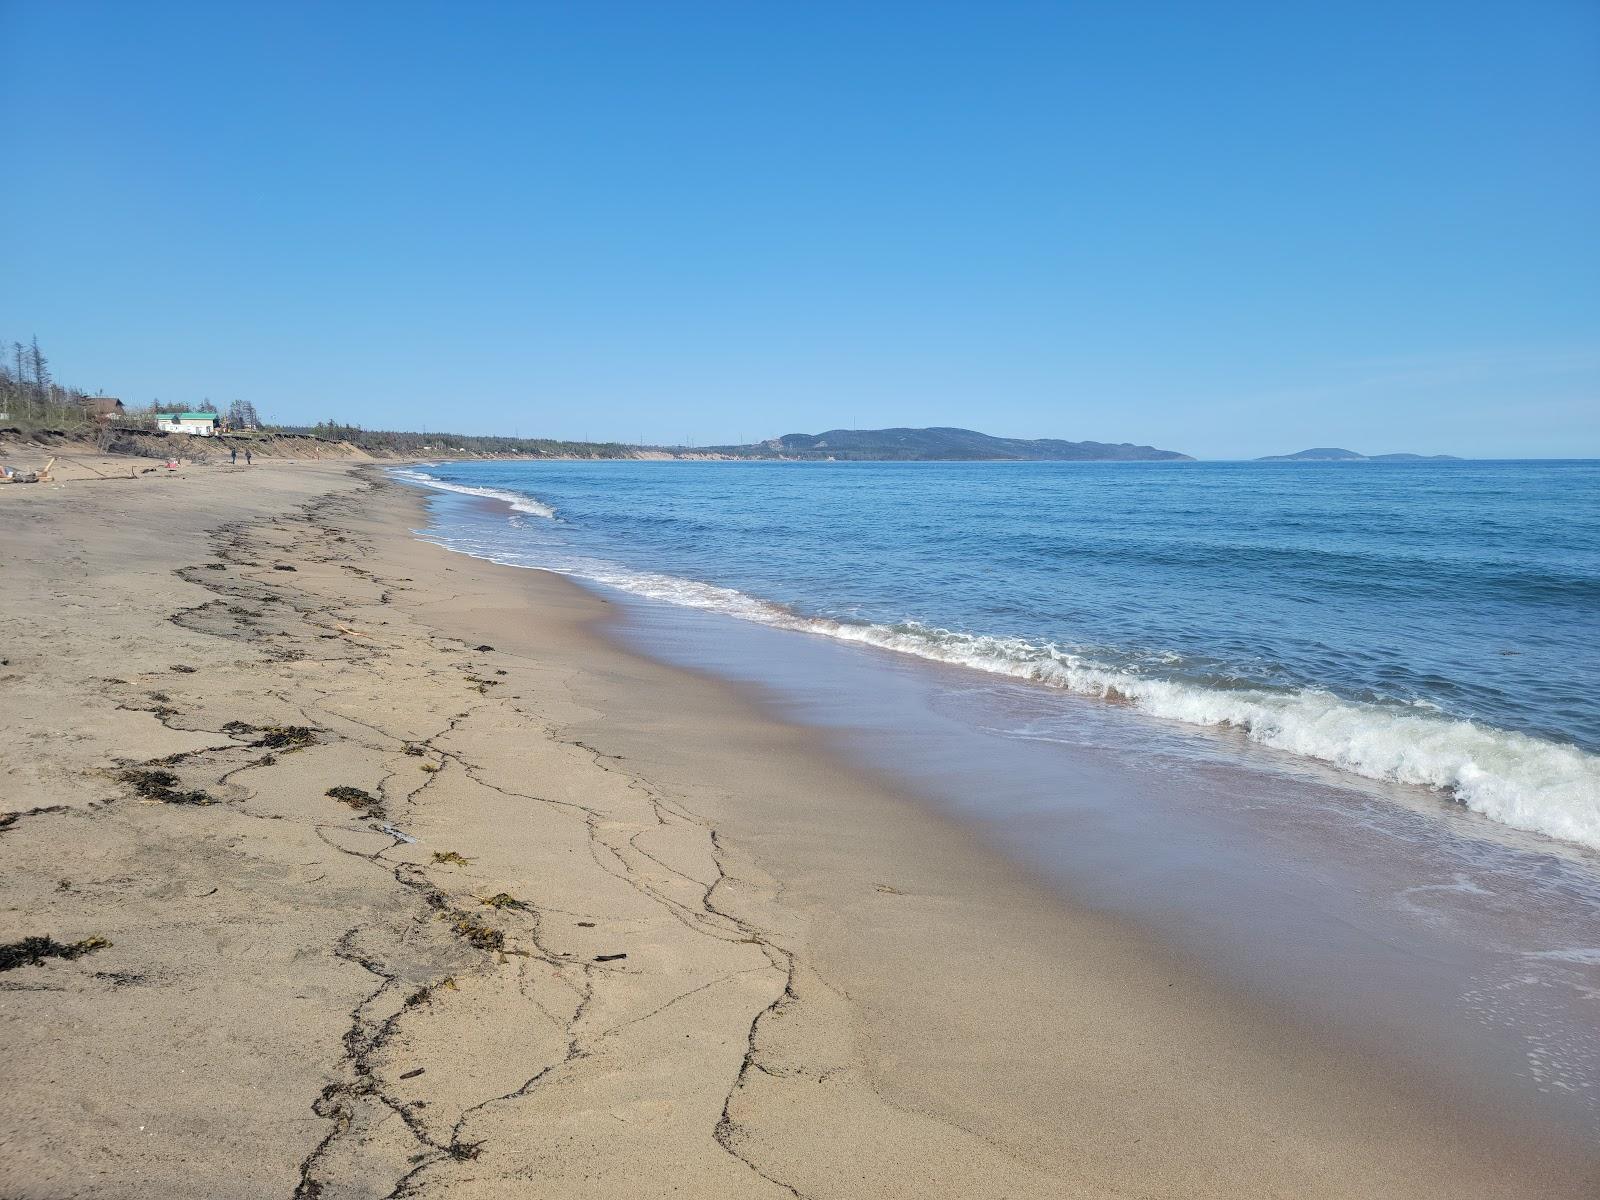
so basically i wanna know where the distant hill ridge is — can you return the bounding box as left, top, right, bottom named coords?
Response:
left=1258, top=447, right=1461, bottom=462
left=740, top=427, right=1192, bottom=462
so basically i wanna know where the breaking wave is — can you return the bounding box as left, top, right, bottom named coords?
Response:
left=498, top=554, right=1600, bottom=852
left=831, top=621, right=1600, bottom=852
left=391, top=468, right=557, bottom=519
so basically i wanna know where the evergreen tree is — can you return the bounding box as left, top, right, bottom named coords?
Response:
left=12, top=342, right=28, bottom=417
left=28, top=335, right=50, bottom=401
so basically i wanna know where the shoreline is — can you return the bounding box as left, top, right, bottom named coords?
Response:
left=397, top=457, right=1600, bottom=856
left=418, top=476, right=1600, bottom=1145
left=2, top=460, right=1594, bottom=1197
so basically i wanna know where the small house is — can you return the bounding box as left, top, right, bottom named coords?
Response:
left=157, top=412, right=222, bottom=436
left=84, top=397, right=125, bottom=421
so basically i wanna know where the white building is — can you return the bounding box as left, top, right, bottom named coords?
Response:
left=156, top=412, right=221, bottom=436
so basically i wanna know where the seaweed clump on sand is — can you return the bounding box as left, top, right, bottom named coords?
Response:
left=444, top=912, right=504, bottom=952
left=432, top=850, right=470, bottom=867
left=252, top=725, right=315, bottom=750
left=118, top=768, right=216, bottom=806
left=479, top=893, right=527, bottom=911
left=404, top=976, right=458, bottom=1008
left=326, top=785, right=381, bottom=815
left=0, top=935, right=111, bottom=972
left=0, top=806, right=68, bottom=833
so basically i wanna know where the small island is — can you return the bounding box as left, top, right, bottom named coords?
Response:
left=1257, top=447, right=1462, bottom=462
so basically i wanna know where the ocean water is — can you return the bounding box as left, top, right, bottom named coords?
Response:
left=395, top=459, right=1600, bottom=852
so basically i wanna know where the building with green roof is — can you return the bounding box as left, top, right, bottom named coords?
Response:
left=156, top=412, right=222, bottom=436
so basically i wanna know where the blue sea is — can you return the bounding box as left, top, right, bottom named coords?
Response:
left=397, top=458, right=1600, bottom=853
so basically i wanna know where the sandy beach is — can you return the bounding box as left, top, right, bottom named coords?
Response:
left=2, top=452, right=1594, bottom=1199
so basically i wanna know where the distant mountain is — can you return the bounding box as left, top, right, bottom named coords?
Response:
left=728, top=427, right=1192, bottom=462
left=1367, top=452, right=1462, bottom=462
left=1257, top=447, right=1366, bottom=461
left=1258, top=447, right=1461, bottom=462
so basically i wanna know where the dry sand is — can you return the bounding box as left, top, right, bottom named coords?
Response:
left=1, top=453, right=1594, bottom=1198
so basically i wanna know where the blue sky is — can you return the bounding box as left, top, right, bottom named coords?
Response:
left=2, top=2, right=1595, bottom=457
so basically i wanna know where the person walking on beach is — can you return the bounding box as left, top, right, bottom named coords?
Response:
left=230, top=445, right=237, bottom=466
left=244, top=448, right=253, bottom=466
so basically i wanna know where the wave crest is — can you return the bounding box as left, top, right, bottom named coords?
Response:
left=550, top=563, right=1600, bottom=851
left=393, top=469, right=557, bottom=518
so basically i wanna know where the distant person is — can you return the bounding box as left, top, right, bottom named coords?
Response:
left=244, top=448, right=253, bottom=466
left=230, top=445, right=237, bottom=465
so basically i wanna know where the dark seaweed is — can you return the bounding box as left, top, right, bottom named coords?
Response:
left=118, top=767, right=216, bottom=805
left=0, top=935, right=111, bottom=971
left=252, top=725, right=316, bottom=750
left=326, top=785, right=380, bottom=812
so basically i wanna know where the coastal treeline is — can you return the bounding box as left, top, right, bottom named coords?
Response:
left=276, top=422, right=635, bottom=458
left=0, top=335, right=261, bottom=434
left=0, top=336, right=98, bottom=427
left=1, top=335, right=640, bottom=458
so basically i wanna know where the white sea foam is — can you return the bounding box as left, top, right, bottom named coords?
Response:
left=392, top=468, right=557, bottom=519
left=543, top=562, right=1600, bottom=853
left=1527, top=948, right=1600, bottom=965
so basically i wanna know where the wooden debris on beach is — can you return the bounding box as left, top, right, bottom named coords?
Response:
left=1, top=462, right=41, bottom=484
left=0, top=456, right=60, bottom=484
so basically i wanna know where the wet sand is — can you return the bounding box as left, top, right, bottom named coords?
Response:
left=605, top=591, right=1600, bottom=1147
left=1, top=458, right=1594, bottom=1197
